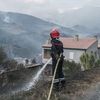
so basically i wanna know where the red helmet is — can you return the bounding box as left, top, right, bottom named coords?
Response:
left=50, top=28, right=60, bottom=38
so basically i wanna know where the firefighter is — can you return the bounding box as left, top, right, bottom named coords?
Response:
left=50, top=28, right=65, bottom=90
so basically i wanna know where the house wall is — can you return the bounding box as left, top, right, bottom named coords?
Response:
left=86, top=41, right=98, bottom=59
left=42, top=41, right=98, bottom=64
left=98, top=41, right=100, bottom=58
left=98, top=48, right=100, bottom=58
left=42, top=47, right=85, bottom=64
left=63, top=49, right=85, bottom=63
left=42, top=47, right=52, bottom=64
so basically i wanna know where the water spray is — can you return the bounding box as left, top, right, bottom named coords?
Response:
left=24, top=58, right=52, bottom=91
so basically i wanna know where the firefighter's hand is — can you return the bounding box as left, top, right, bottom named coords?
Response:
left=59, top=54, right=64, bottom=59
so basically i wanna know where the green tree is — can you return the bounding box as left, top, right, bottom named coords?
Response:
left=80, top=53, right=95, bottom=70
left=95, top=59, right=100, bottom=67
left=86, top=53, right=90, bottom=69
left=80, top=53, right=86, bottom=69
left=89, top=54, right=95, bottom=68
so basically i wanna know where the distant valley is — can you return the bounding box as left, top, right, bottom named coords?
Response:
left=0, top=11, right=76, bottom=58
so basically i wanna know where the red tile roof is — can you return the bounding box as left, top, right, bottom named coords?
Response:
left=42, top=37, right=97, bottom=50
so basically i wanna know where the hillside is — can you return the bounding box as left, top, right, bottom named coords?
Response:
left=0, top=67, right=100, bottom=100
left=0, top=11, right=76, bottom=58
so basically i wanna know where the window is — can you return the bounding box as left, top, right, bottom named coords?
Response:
left=69, top=52, right=74, bottom=60
left=44, top=49, right=51, bottom=59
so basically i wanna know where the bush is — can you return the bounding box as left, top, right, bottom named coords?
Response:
left=80, top=53, right=95, bottom=70
left=3, top=59, right=18, bottom=71
left=17, top=63, right=25, bottom=70
left=31, top=58, right=36, bottom=64
left=95, top=59, right=100, bottom=67
left=63, top=60, right=81, bottom=78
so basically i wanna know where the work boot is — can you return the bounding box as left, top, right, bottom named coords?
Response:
left=53, top=82, right=60, bottom=91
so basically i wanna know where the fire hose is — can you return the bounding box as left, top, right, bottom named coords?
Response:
left=47, top=54, right=62, bottom=100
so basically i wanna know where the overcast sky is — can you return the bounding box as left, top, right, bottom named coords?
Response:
left=0, top=0, right=100, bottom=18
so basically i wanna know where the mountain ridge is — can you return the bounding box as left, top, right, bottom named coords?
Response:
left=0, top=11, right=76, bottom=58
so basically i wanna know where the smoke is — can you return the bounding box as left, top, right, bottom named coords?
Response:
left=2, top=12, right=12, bottom=23
left=4, top=16, right=10, bottom=23
left=4, top=44, right=15, bottom=59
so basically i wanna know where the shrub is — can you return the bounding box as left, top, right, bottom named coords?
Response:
left=3, top=59, right=18, bottom=71
left=95, top=59, right=100, bottom=67
left=63, top=60, right=81, bottom=78
left=17, top=63, right=25, bottom=70
left=31, top=58, right=36, bottom=64
left=80, top=53, right=95, bottom=70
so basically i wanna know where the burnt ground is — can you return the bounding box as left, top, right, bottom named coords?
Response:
left=0, top=67, right=100, bottom=100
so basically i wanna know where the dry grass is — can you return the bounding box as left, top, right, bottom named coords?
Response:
left=0, top=67, right=100, bottom=100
